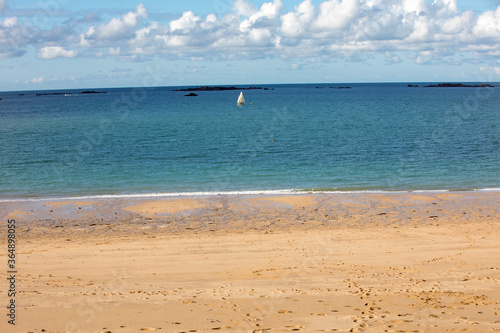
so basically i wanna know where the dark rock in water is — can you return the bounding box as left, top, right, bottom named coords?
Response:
left=408, top=84, right=419, bottom=87
left=317, top=86, right=351, bottom=89
left=36, top=92, right=65, bottom=96
left=35, top=90, right=107, bottom=96
left=184, top=93, right=198, bottom=97
left=80, top=90, right=107, bottom=94
left=173, top=86, right=264, bottom=92
left=424, top=83, right=494, bottom=88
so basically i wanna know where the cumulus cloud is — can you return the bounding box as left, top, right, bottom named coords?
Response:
left=403, top=0, right=429, bottom=15
left=240, top=0, right=284, bottom=32
left=281, top=0, right=314, bottom=37
left=85, top=4, right=147, bottom=41
left=385, top=51, right=402, bottom=64
left=31, top=77, right=44, bottom=83
left=473, top=7, right=500, bottom=38
left=233, top=0, right=257, bottom=17
left=248, top=27, right=273, bottom=45
left=38, top=46, right=77, bottom=59
left=0, top=16, right=37, bottom=59
left=441, top=10, right=475, bottom=34
left=3, top=0, right=500, bottom=68
left=123, top=0, right=500, bottom=63
left=170, top=11, right=200, bottom=33
left=2, top=17, right=16, bottom=27
left=312, top=0, right=360, bottom=33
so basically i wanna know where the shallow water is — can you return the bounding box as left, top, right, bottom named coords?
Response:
left=1, top=83, right=499, bottom=199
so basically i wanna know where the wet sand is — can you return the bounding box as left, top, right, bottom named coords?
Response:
left=1, top=192, right=499, bottom=332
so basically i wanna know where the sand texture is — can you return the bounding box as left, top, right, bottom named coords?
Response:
left=0, top=192, right=499, bottom=332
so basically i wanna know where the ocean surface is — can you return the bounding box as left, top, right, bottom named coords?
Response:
left=1, top=83, right=499, bottom=200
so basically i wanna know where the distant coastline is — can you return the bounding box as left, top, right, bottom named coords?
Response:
left=172, top=86, right=269, bottom=92
left=3, top=82, right=500, bottom=94
left=420, top=83, right=494, bottom=88
left=19, top=90, right=107, bottom=96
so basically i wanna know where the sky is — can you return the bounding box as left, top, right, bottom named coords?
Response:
left=1, top=0, right=500, bottom=91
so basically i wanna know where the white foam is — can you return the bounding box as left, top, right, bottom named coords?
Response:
left=0, top=189, right=297, bottom=202
left=1, top=187, right=499, bottom=203
left=475, top=187, right=500, bottom=192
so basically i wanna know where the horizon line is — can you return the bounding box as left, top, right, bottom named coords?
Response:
left=2, top=80, right=500, bottom=94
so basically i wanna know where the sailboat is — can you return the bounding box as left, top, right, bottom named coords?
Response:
left=237, top=91, right=245, bottom=105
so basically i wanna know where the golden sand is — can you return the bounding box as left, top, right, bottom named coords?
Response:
left=5, top=210, right=29, bottom=220
left=124, top=198, right=209, bottom=216
left=1, top=192, right=499, bottom=333
left=45, top=201, right=99, bottom=208
left=249, top=195, right=316, bottom=209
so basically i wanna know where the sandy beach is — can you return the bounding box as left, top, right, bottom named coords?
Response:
left=1, top=192, right=499, bottom=332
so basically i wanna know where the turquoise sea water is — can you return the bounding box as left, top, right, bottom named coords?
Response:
left=1, top=83, right=499, bottom=199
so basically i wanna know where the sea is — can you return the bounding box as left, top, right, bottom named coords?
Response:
left=1, top=83, right=499, bottom=200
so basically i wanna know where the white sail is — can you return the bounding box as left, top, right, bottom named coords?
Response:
left=237, top=91, right=245, bottom=105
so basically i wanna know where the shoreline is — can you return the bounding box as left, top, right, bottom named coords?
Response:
left=1, top=191, right=499, bottom=240
left=2, top=187, right=500, bottom=203
left=1, top=191, right=499, bottom=332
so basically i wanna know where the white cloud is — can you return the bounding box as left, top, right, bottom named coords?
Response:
left=473, top=7, right=500, bottom=38
left=76, top=33, right=91, bottom=48
left=2, top=17, right=17, bottom=27
left=281, top=0, right=315, bottom=37
left=109, top=47, right=120, bottom=56
left=233, top=0, right=258, bottom=17
left=403, top=0, right=429, bottom=15
left=87, top=4, right=147, bottom=41
left=165, top=35, right=191, bottom=47
left=0, top=16, right=36, bottom=59
left=240, top=0, right=284, bottom=32
left=38, top=46, right=77, bottom=59
left=441, top=10, right=475, bottom=34
left=385, top=51, right=401, bottom=64
left=31, top=77, right=44, bottom=83
left=434, top=0, right=458, bottom=16
left=2, top=0, right=500, bottom=69
left=170, top=11, right=200, bottom=33
left=290, top=63, right=304, bottom=70
left=312, top=0, right=360, bottom=32
left=131, top=22, right=160, bottom=43
left=206, top=14, right=217, bottom=24
left=248, top=27, right=272, bottom=45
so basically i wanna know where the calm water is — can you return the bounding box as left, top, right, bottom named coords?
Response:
left=1, top=83, right=499, bottom=199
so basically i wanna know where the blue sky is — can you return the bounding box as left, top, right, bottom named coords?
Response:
left=1, top=0, right=500, bottom=91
